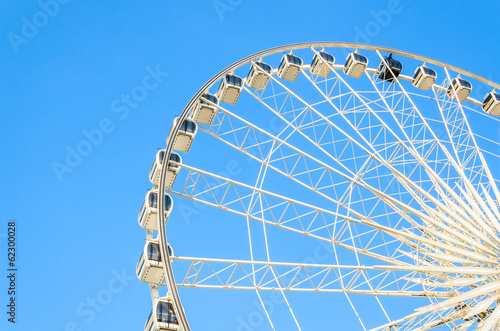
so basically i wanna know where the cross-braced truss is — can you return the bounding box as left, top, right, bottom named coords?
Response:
left=157, top=43, right=500, bottom=331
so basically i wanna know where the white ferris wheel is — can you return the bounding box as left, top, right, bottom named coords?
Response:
left=136, top=42, right=500, bottom=330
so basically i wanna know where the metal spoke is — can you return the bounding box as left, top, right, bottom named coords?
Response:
left=144, top=42, right=500, bottom=331
left=168, top=256, right=496, bottom=297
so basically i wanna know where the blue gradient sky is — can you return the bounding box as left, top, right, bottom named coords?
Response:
left=2, top=0, right=500, bottom=330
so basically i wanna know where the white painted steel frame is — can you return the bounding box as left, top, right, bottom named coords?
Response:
left=155, top=42, right=500, bottom=331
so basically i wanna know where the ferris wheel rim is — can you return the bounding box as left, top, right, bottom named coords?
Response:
left=155, top=42, right=500, bottom=331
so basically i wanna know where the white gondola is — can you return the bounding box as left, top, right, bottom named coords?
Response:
left=149, top=150, right=182, bottom=188
left=412, top=65, right=437, bottom=91
left=168, top=117, right=197, bottom=153
left=144, top=296, right=180, bottom=331
left=447, top=77, right=472, bottom=102
left=482, top=91, right=500, bottom=116
left=138, top=190, right=173, bottom=231
left=190, top=93, right=218, bottom=125
left=376, top=54, right=402, bottom=83
left=217, top=74, right=243, bottom=105
left=278, top=53, right=303, bottom=82
left=310, top=51, right=335, bottom=78
left=247, top=61, right=272, bottom=90
left=136, top=239, right=173, bottom=284
left=343, top=52, right=368, bottom=78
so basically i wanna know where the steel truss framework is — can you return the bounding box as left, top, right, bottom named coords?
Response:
left=146, top=43, right=500, bottom=330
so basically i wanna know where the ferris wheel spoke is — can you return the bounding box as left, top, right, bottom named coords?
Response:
left=368, top=52, right=462, bottom=180
left=360, top=70, right=467, bottom=210
left=207, top=58, right=500, bottom=268
left=203, top=102, right=361, bottom=211
left=438, top=69, right=496, bottom=187
left=166, top=256, right=483, bottom=297
left=246, top=73, right=442, bottom=231
left=254, top=59, right=482, bottom=234
left=224, top=79, right=446, bottom=243
left=243, top=170, right=277, bottom=331
left=246, top=129, right=303, bottom=330
left=168, top=161, right=414, bottom=265
left=357, top=58, right=500, bottom=248
left=325, top=53, right=492, bottom=231
left=336, top=179, right=393, bottom=325
left=246, top=65, right=500, bottom=264
left=203, top=100, right=412, bottom=233
left=482, top=183, right=500, bottom=222
left=312, top=88, right=478, bottom=243
left=309, top=49, right=458, bottom=188
left=475, top=305, right=500, bottom=330
left=369, top=304, right=475, bottom=331
left=169, top=162, right=500, bottom=267
left=146, top=43, right=500, bottom=330
left=454, top=183, right=500, bottom=238
left=199, top=101, right=500, bottom=266
left=430, top=184, right=500, bottom=250
left=413, top=280, right=500, bottom=327
left=409, top=310, right=472, bottom=331
left=369, top=291, right=500, bottom=330
left=434, top=82, right=500, bottom=258
left=354, top=59, right=500, bottom=251
left=432, top=92, right=489, bottom=194
left=340, top=176, right=485, bottom=266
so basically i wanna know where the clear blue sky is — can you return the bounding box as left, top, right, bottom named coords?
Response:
left=2, top=0, right=500, bottom=330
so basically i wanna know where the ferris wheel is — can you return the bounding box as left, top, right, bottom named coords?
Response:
left=136, top=42, right=500, bottom=330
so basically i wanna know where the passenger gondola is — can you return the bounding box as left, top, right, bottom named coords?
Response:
left=191, top=93, right=218, bottom=125
left=138, top=190, right=173, bottom=231
left=476, top=308, right=495, bottom=321
left=310, top=51, right=335, bottom=78
left=344, top=52, right=368, bottom=78
left=376, top=54, right=402, bottom=83
left=168, top=117, right=197, bottom=153
left=278, top=53, right=303, bottom=82
left=217, top=74, right=243, bottom=105
left=247, top=61, right=272, bottom=90
left=144, top=296, right=180, bottom=331
left=149, top=149, right=182, bottom=188
left=412, top=65, right=437, bottom=91
left=447, top=77, right=472, bottom=102
left=136, top=240, right=173, bottom=284
left=482, top=91, right=500, bottom=116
